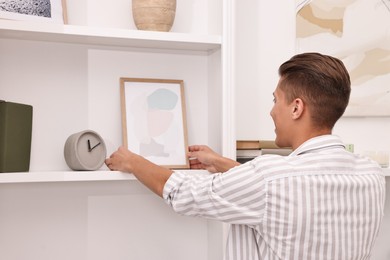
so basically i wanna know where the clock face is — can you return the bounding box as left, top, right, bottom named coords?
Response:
left=64, top=130, right=107, bottom=171
left=76, top=132, right=106, bottom=170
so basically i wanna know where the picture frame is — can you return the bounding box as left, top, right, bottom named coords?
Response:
left=120, top=78, right=190, bottom=169
left=0, top=0, right=67, bottom=24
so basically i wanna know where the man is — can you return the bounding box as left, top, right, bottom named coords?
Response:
left=105, top=52, right=385, bottom=260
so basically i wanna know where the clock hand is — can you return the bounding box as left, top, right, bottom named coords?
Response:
left=87, top=139, right=92, bottom=151
left=90, top=142, right=101, bottom=151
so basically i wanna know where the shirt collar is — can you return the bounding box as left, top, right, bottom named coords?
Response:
left=290, top=135, right=346, bottom=156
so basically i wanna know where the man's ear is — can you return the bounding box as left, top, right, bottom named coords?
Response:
left=292, top=98, right=304, bottom=119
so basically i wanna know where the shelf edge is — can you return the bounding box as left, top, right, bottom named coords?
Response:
left=0, top=170, right=210, bottom=183
left=0, top=171, right=136, bottom=183
left=0, top=20, right=222, bottom=51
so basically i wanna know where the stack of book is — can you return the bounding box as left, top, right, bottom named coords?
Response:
left=236, top=140, right=292, bottom=163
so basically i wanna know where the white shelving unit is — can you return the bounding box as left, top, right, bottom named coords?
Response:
left=0, top=1, right=234, bottom=259
left=0, top=9, right=235, bottom=170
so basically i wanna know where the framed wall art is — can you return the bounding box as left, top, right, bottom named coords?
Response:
left=0, top=0, right=67, bottom=24
left=120, top=78, right=190, bottom=169
left=296, top=0, right=390, bottom=116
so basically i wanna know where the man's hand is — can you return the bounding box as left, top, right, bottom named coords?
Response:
left=188, top=145, right=220, bottom=173
left=105, top=146, right=134, bottom=172
left=188, top=145, right=240, bottom=173
left=105, top=146, right=172, bottom=197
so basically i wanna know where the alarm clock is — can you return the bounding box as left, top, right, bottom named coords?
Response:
left=64, top=130, right=107, bottom=171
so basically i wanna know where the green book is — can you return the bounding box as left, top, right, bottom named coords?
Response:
left=0, top=101, right=33, bottom=173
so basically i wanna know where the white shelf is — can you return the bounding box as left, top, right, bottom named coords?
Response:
left=2, top=168, right=386, bottom=184
left=0, top=20, right=222, bottom=52
left=0, top=170, right=210, bottom=184
left=0, top=171, right=136, bottom=183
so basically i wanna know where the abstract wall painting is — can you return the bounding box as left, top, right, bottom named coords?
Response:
left=120, top=78, right=189, bottom=169
left=0, top=0, right=67, bottom=24
left=296, top=0, right=390, bottom=116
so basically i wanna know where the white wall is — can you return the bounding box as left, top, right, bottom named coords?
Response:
left=235, top=1, right=296, bottom=140
left=234, top=1, right=390, bottom=259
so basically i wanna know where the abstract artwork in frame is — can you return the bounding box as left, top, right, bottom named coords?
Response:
left=0, top=0, right=67, bottom=24
left=296, top=0, right=390, bottom=116
left=120, top=78, right=190, bottom=169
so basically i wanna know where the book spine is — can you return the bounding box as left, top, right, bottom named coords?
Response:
left=0, top=101, right=7, bottom=172
left=236, top=140, right=291, bottom=150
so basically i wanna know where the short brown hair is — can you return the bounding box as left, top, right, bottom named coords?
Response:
left=278, top=52, right=351, bottom=129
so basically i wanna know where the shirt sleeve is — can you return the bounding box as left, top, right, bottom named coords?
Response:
left=162, top=161, right=267, bottom=225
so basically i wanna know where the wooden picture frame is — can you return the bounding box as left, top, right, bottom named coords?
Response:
left=0, top=0, right=67, bottom=24
left=120, top=78, right=190, bottom=169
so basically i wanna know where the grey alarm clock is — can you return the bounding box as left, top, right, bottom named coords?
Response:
left=64, top=130, right=107, bottom=171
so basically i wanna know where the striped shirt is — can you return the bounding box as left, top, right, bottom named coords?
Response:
left=163, top=135, right=386, bottom=260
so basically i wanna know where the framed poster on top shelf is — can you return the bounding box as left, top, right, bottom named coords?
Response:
left=0, top=0, right=67, bottom=24
left=120, top=78, right=190, bottom=169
